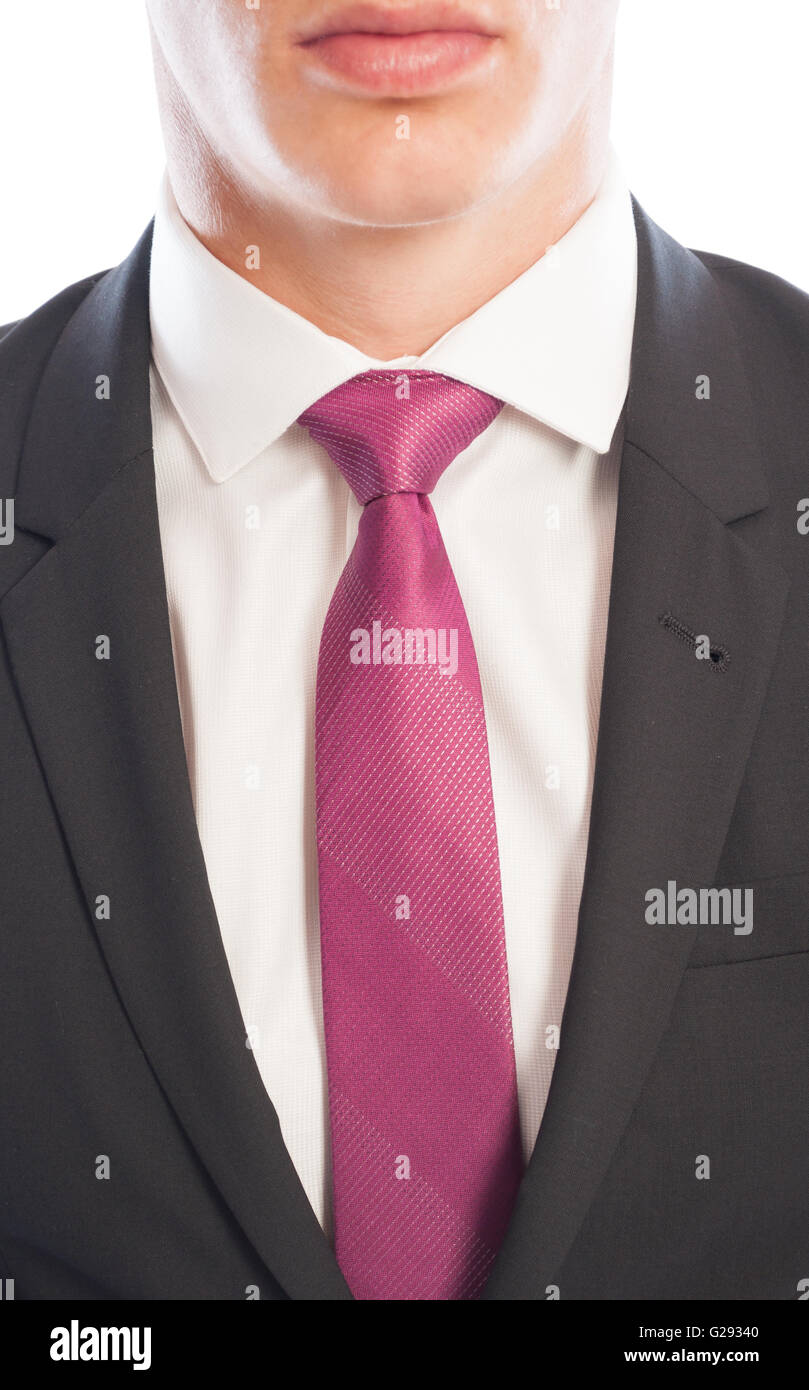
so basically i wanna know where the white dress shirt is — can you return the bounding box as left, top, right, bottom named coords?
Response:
left=148, top=151, right=637, bottom=1237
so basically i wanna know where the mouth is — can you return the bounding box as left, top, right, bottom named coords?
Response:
left=294, top=3, right=501, bottom=97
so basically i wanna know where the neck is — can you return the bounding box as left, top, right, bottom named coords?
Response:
left=161, top=101, right=611, bottom=361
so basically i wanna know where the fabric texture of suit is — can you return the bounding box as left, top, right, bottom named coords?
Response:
left=1, top=202, right=808, bottom=1299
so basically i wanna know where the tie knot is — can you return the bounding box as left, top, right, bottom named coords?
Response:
left=297, top=370, right=503, bottom=503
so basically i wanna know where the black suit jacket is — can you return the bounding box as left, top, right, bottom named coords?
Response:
left=1, top=203, right=808, bottom=1300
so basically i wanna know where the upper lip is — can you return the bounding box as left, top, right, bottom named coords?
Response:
left=295, top=2, right=499, bottom=42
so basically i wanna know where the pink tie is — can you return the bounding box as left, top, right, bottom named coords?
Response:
left=299, top=370, right=523, bottom=1300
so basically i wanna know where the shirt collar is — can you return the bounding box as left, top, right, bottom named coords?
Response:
left=149, top=149, right=637, bottom=483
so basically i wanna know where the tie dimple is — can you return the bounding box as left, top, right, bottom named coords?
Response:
left=297, top=369, right=503, bottom=502
left=299, top=369, right=523, bottom=1301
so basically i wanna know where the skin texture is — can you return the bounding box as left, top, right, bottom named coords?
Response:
left=146, top=0, right=620, bottom=357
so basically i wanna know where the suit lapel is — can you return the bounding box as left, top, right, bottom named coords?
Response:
left=482, top=202, right=790, bottom=1298
left=0, top=231, right=351, bottom=1301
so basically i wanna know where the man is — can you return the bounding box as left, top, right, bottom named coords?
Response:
left=0, top=0, right=807, bottom=1301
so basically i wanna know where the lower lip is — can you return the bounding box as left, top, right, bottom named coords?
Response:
left=298, top=31, right=496, bottom=95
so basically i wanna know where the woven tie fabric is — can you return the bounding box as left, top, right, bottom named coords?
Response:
left=298, top=370, right=523, bottom=1300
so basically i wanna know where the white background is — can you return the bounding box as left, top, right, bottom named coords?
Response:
left=1, top=0, right=808, bottom=321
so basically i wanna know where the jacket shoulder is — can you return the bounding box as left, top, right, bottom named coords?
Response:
left=0, top=270, right=111, bottom=498
left=1, top=268, right=111, bottom=361
left=690, top=248, right=809, bottom=524
left=693, top=247, right=809, bottom=356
